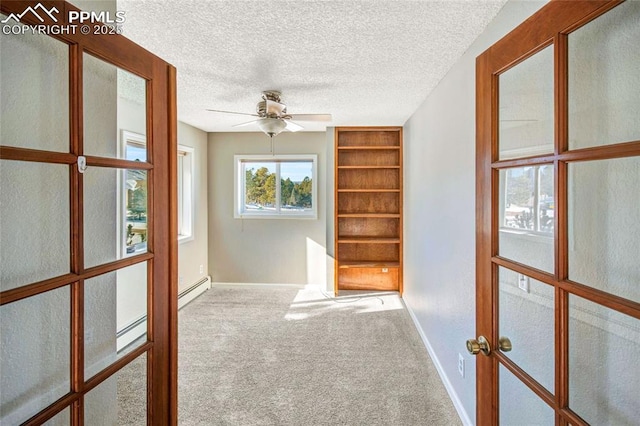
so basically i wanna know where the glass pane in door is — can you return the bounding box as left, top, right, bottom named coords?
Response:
left=44, top=407, right=70, bottom=425
left=84, top=353, right=147, bottom=425
left=498, top=45, right=554, bottom=160
left=498, top=165, right=554, bottom=273
left=498, top=267, right=554, bottom=392
left=569, top=295, right=639, bottom=425
left=0, top=287, right=70, bottom=425
left=84, top=167, right=148, bottom=268
left=499, top=364, right=555, bottom=425
left=0, top=23, right=69, bottom=152
left=568, top=0, right=640, bottom=150
left=85, top=262, right=148, bottom=379
left=568, top=157, right=640, bottom=302
left=83, top=53, right=147, bottom=160
left=0, top=160, right=70, bottom=291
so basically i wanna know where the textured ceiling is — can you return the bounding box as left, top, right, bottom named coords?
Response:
left=117, top=0, right=507, bottom=132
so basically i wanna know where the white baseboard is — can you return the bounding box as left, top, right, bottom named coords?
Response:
left=404, top=300, right=474, bottom=426
left=116, top=276, right=212, bottom=352
left=212, top=282, right=307, bottom=289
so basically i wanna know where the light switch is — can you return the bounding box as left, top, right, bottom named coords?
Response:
left=518, top=274, right=530, bottom=293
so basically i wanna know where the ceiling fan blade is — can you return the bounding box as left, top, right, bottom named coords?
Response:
left=284, top=120, right=304, bottom=132
left=206, top=109, right=259, bottom=117
left=232, top=119, right=261, bottom=128
left=266, top=99, right=286, bottom=116
left=286, top=114, right=332, bottom=122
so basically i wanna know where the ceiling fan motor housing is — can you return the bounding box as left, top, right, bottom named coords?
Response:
left=261, top=90, right=282, bottom=102
left=257, top=91, right=287, bottom=118
left=206, top=90, right=330, bottom=136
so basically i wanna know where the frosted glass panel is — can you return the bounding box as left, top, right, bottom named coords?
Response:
left=569, top=296, right=640, bottom=425
left=44, top=408, right=69, bottom=425
left=0, top=287, right=70, bottom=425
left=568, top=157, right=640, bottom=302
left=499, top=46, right=554, bottom=160
left=0, top=21, right=69, bottom=152
left=498, top=166, right=554, bottom=273
left=568, top=0, right=640, bottom=149
left=84, top=167, right=148, bottom=268
left=499, top=267, right=554, bottom=392
left=499, top=364, right=554, bottom=425
left=0, top=160, right=70, bottom=291
left=83, top=53, right=147, bottom=160
left=84, top=353, right=147, bottom=425
left=85, top=262, right=148, bottom=379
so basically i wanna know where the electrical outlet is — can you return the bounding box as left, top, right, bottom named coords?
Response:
left=458, top=353, right=465, bottom=378
left=85, top=329, right=93, bottom=343
left=199, top=264, right=204, bottom=274
left=179, top=275, right=184, bottom=285
left=518, top=274, right=530, bottom=293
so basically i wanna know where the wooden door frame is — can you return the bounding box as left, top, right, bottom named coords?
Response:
left=475, top=0, right=640, bottom=424
left=0, top=1, right=178, bottom=424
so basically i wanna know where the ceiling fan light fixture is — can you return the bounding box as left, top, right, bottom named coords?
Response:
left=207, top=91, right=332, bottom=135
left=257, top=117, right=286, bottom=137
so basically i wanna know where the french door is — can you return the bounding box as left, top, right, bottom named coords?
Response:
left=1, top=1, right=177, bottom=424
left=475, top=0, right=639, bottom=424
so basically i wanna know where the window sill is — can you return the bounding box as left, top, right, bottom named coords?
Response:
left=235, top=213, right=317, bottom=220
left=178, top=234, right=194, bottom=244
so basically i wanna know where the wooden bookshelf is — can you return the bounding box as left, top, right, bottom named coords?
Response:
left=334, top=127, right=403, bottom=294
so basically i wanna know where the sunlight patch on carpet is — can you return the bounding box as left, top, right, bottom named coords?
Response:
left=284, top=287, right=403, bottom=321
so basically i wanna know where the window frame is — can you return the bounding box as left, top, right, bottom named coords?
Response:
left=177, top=144, right=195, bottom=243
left=234, top=154, right=318, bottom=219
left=119, top=130, right=148, bottom=258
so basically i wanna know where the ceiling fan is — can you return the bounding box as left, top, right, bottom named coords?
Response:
left=207, top=90, right=332, bottom=138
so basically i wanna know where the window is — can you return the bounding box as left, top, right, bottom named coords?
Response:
left=119, top=132, right=194, bottom=255
left=178, top=145, right=195, bottom=242
left=234, top=155, right=317, bottom=219
left=501, top=165, right=554, bottom=235
left=121, top=130, right=148, bottom=256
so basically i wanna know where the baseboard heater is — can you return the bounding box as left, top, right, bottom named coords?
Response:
left=117, top=275, right=212, bottom=352
left=177, top=276, right=213, bottom=309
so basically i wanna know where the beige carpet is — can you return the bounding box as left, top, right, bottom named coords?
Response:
left=119, top=285, right=461, bottom=425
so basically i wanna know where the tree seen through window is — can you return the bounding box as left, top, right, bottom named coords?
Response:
left=243, top=161, right=313, bottom=212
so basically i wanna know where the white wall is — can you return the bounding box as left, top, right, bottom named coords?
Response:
left=208, top=132, right=327, bottom=285
left=325, top=128, right=336, bottom=293
left=177, top=122, right=209, bottom=293
left=402, top=1, right=547, bottom=424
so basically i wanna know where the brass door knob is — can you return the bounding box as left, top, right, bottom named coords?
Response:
left=499, top=336, right=512, bottom=352
left=466, top=336, right=491, bottom=356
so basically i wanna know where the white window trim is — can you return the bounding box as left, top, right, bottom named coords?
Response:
left=234, top=154, right=318, bottom=219
left=178, top=144, right=195, bottom=243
